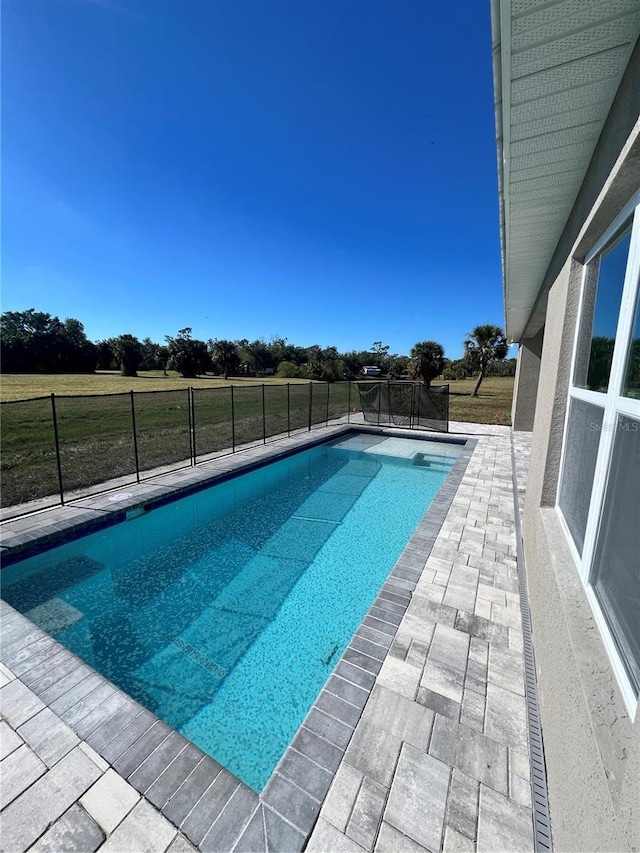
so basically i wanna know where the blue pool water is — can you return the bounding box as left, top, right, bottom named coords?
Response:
left=2, top=433, right=459, bottom=791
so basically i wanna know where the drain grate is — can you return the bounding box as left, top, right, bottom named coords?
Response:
left=510, top=434, right=553, bottom=852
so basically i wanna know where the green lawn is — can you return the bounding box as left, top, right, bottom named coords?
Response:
left=445, top=376, right=514, bottom=425
left=0, top=373, right=513, bottom=508
left=0, top=371, right=315, bottom=402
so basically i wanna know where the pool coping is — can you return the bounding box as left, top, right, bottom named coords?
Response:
left=0, top=425, right=477, bottom=851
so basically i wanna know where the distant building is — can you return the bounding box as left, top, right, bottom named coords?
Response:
left=361, top=366, right=382, bottom=376
left=493, top=2, right=639, bottom=849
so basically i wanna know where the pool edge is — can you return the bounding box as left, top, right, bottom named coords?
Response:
left=0, top=426, right=477, bottom=851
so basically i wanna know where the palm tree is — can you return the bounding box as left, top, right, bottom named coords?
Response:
left=464, top=324, right=508, bottom=397
left=409, top=341, right=445, bottom=387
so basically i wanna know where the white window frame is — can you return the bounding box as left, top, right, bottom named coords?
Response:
left=556, top=188, right=640, bottom=718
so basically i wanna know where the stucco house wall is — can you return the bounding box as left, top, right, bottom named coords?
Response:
left=506, top=20, right=640, bottom=853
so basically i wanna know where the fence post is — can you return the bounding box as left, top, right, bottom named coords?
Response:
left=347, top=381, right=351, bottom=423
left=262, top=384, right=266, bottom=444
left=377, top=381, right=382, bottom=426
left=189, top=387, right=196, bottom=465
left=287, top=384, right=291, bottom=435
left=130, top=390, right=141, bottom=483
left=308, top=383, right=313, bottom=431
left=50, top=393, right=65, bottom=506
left=325, top=383, right=330, bottom=426
left=231, top=385, right=236, bottom=452
left=410, top=382, right=416, bottom=429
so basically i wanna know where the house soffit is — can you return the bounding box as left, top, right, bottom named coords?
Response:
left=493, top=0, right=640, bottom=342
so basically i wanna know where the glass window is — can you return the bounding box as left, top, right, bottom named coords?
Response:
left=574, top=228, right=632, bottom=393
left=590, top=416, right=640, bottom=692
left=623, top=287, right=640, bottom=399
left=558, top=398, right=603, bottom=554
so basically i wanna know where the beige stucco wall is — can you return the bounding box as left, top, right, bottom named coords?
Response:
left=511, top=329, right=544, bottom=432
left=516, top=44, right=640, bottom=853
left=521, top=253, right=640, bottom=851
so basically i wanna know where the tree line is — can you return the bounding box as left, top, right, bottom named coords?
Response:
left=0, top=309, right=513, bottom=396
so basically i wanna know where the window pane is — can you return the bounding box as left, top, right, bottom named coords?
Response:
left=591, top=415, right=640, bottom=693
left=558, top=397, right=603, bottom=554
left=623, top=286, right=640, bottom=399
left=574, top=228, right=631, bottom=393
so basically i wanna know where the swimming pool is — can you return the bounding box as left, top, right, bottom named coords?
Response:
left=2, top=431, right=460, bottom=792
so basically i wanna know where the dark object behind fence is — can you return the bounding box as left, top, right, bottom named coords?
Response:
left=0, top=380, right=448, bottom=513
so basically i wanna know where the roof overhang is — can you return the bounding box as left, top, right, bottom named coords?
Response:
left=492, top=0, right=640, bottom=343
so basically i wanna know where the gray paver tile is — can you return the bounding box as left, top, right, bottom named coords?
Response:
left=21, top=649, right=71, bottom=688
left=374, top=822, right=429, bottom=852
left=319, top=761, right=363, bottom=832
left=335, top=659, right=377, bottom=691
left=487, top=644, right=525, bottom=695
left=429, top=714, right=508, bottom=795
left=162, top=756, right=222, bottom=828
left=277, top=746, right=334, bottom=802
left=181, top=769, right=239, bottom=846
left=291, top=726, right=344, bottom=774
left=326, top=674, right=370, bottom=709
left=113, top=720, right=172, bottom=779
left=509, top=747, right=531, bottom=782
left=48, top=673, right=104, bottom=715
left=199, top=784, right=258, bottom=853
left=417, top=686, right=461, bottom=722
left=17, top=706, right=79, bottom=767
left=375, top=656, right=420, bottom=700
left=443, top=826, right=476, bottom=852
left=485, top=683, right=528, bottom=750
left=315, top=688, right=363, bottom=727
left=307, top=817, right=368, bottom=852
left=93, top=709, right=156, bottom=763
left=263, top=805, right=307, bottom=852
left=78, top=741, right=109, bottom=771
left=477, top=784, right=534, bottom=852
left=262, top=772, right=321, bottom=835
left=80, top=767, right=140, bottom=833
left=98, top=797, right=177, bottom=853
left=83, top=699, right=141, bottom=751
left=59, top=681, right=117, bottom=728
left=304, top=706, right=354, bottom=750
left=73, top=690, right=130, bottom=740
left=344, top=718, right=402, bottom=788
left=28, top=656, right=86, bottom=698
left=346, top=774, right=388, bottom=851
left=0, top=742, right=47, bottom=809
left=232, top=805, right=266, bottom=853
left=0, top=678, right=45, bottom=727
left=28, top=804, right=105, bottom=853
left=384, top=743, right=450, bottom=852
left=146, top=742, right=204, bottom=810
left=454, top=611, right=509, bottom=648
left=445, top=768, right=479, bottom=841
left=0, top=746, right=102, bottom=852
left=362, top=684, right=434, bottom=750
left=0, top=718, right=23, bottom=759
left=128, top=730, right=188, bottom=794
left=167, top=833, right=199, bottom=853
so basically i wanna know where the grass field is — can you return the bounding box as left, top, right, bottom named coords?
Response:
left=0, top=371, right=315, bottom=402
left=0, top=373, right=513, bottom=509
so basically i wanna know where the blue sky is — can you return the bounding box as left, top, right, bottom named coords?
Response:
left=2, top=0, right=505, bottom=360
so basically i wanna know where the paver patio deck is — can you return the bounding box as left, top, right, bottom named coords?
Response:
left=0, top=421, right=541, bottom=852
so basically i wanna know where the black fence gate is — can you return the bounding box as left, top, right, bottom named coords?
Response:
left=356, top=381, right=449, bottom=432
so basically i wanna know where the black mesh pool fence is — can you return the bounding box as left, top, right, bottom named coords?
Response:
left=192, top=386, right=233, bottom=461
left=0, top=395, right=62, bottom=510
left=357, top=381, right=449, bottom=432
left=1, top=380, right=446, bottom=513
